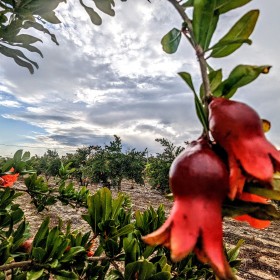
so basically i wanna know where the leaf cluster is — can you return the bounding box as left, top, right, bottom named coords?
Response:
left=0, top=186, right=244, bottom=279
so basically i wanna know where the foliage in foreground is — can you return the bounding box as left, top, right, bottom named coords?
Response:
left=0, top=184, right=243, bottom=280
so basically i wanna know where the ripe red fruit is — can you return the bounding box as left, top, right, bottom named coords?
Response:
left=209, top=97, right=280, bottom=199
left=20, top=238, right=33, bottom=253
left=143, top=138, right=234, bottom=280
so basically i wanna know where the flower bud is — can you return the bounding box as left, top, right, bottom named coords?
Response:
left=209, top=97, right=280, bottom=199
left=143, top=138, right=234, bottom=280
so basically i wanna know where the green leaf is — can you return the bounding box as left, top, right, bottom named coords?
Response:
left=210, top=10, right=259, bottom=58
left=223, top=199, right=280, bottom=220
left=26, top=269, right=44, bottom=280
left=161, top=28, right=181, bottom=54
left=227, top=239, right=245, bottom=262
left=123, top=237, right=140, bottom=264
left=13, top=150, right=23, bottom=162
left=125, top=260, right=155, bottom=280
left=216, top=0, right=252, bottom=14
left=213, top=64, right=271, bottom=98
left=246, top=187, right=280, bottom=201
left=23, top=21, right=59, bottom=45
left=111, top=194, right=124, bottom=219
left=102, top=187, right=112, bottom=221
left=13, top=34, right=42, bottom=45
left=200, top=69, right=223, bottom=99
left=41, top=11, right=61, bottom=24
left=79, top=0, right=102, bottom=25
left=21, top=151, right=31, bottom=162
left=178, top=72, right=208, bottom=131
left=111, top=224, right=134, bottom=238
left=193, top=0, right=219, bottom=50
left=209, top=38, right=252, bottom=53
left=0, top=44, right=37, bottom=74
left=33, top=217, right=50, bottom=247
left=93, top=0, right=115, bottom=16
left=178, top=72, right=196, bottom=94
left=60, top=246, right=85, bottom=262
left=32, top=247, right=46, bottom=263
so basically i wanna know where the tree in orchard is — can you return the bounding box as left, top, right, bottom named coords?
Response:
left=1, top=1, right=280, bottom=280
left=143, top=1, right=280, bottom=279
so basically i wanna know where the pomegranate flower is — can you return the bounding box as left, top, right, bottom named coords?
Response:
left=143, top=138, right=234, bottom=280
left=0, top=168, right=19, bottom=187
left=234, top=192, right=271, bottom=229
left=209, top=97, right=280, bottom=200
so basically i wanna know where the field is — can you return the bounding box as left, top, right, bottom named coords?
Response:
left=15, top=179, right=280, bottom=280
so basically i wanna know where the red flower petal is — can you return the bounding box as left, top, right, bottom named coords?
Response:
left=1, top=173, right=19, bottom=187
left=234, top=192, right=271, bottom=229
left=228, top=154, right=246, bottom=199
left=234, top=215, right=271, bottom=229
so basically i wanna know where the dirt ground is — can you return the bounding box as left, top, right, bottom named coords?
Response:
left=14, top=180, right=280, bottom=280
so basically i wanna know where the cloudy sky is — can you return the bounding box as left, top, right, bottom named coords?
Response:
left=0, top=0, right=280, bottom=157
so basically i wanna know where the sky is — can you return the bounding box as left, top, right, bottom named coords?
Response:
left=0, top=0, right=280, bottom=157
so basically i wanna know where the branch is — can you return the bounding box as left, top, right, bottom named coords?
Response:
left=167, top=0, right=195, bottom=47
left=167, top=0, right=212, bottom=104
left=0, top=260, right=32, bottom=271
left=196, top=45, right=212, bottom=101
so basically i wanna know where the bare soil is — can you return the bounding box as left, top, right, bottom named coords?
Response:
left=14, top=180, right=280, bottom=280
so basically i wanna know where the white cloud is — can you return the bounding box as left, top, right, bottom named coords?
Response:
left=0, top=100, right=21, bottom=108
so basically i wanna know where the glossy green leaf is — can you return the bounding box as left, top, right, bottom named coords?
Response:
left=125, top=260, right=155, bottom=280
left=60, top=246, right=85, bottom=262
left=213, top=64, right=271, bottom=98
left=33, top=217, right=50, bottom=247
left=178, top=72, right=196, bottom=94
left=246, top=187, right=280, bottom=201
left=227, top=239, right=245, bottom=262
left=26, top=269, right=44, bottom=280
left=216, top=0, right=252, bottom=14
left=210, top=10, right=259, bottom=58
left=200, top=69, right=223, bottom=99
left=112, top=224, right=134, bottom=238
left=123, top=237, right=140, bottom=264
left=161, top=28, right=182, bottom=54
left=178, top=72, right=208, bottom=131
left=32, top=247, right=46, bottom=263
left=209, top=38, right=252, bottom=52
left=193, top=0, right=219, bottom=50
left=223, top=199, right=280, bottom=220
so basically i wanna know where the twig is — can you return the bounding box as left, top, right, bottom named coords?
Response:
left=167, top=0, right=212, bottom=103
left=0, top=260, right=32, bottom=271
